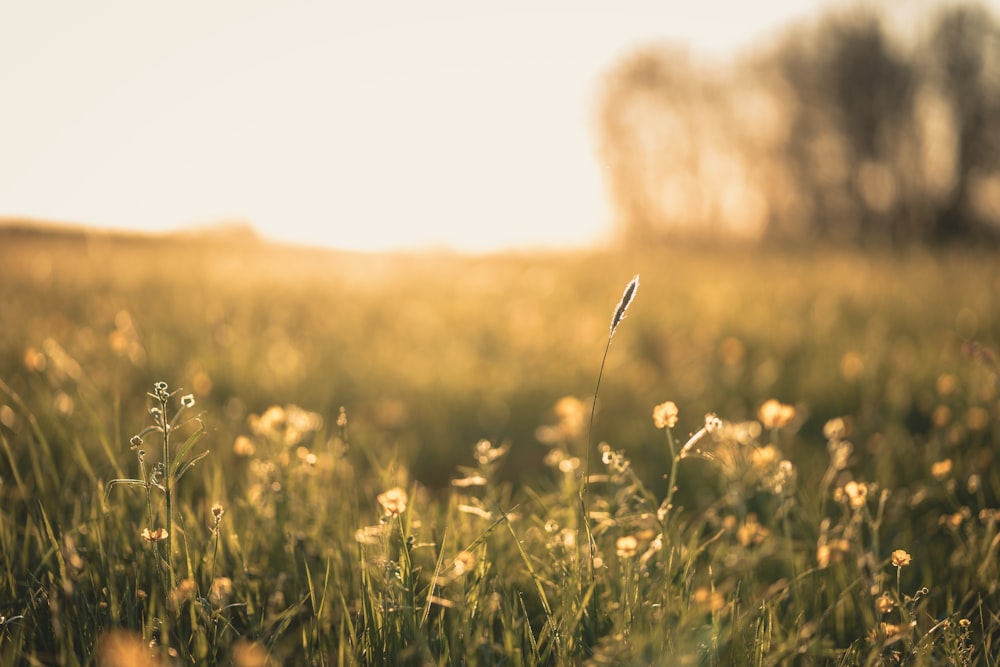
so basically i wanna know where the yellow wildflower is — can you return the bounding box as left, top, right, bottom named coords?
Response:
left=377, top=487, right=408, bottom=516
left=209, top=576, right=233, bottom=605
left=936, top=373, right=958, bottom=396
left=95, top=629, right=151, bottom=667
left=232, top=640, right=271, bottom=667
left=823, top=417, right=847, bottom=442
left=930, top=459, right=952, bottom=480
left=554, top=396, right=586, bottom=439
left=966, top=406, right=990, bottom=431
left=758, top=399, right=795, bottom=429
left=616, top=535, right=639, bottom=558
left=691, top=586, right=726, bottom=613
left=233, top=435, right=256, bottom=457
left=750, top=445, right=778, bottom=470
left=169, top=578, right=197, bottom=608
left=736, top=514, right=770, bottom=546
left=141, top=527, right=169, bottom=542
left=932, top=405, right=952, bottom=427
left=837, top=480, right=869, bottom=509
left=652, top=401, right=679, bottom=429
left=890, top=549, right=911, bottom=567
left=453, top=551, right=477, bottom=576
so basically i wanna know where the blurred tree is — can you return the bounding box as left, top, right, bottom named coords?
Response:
left=922, top=3, right=1000, bottom=242
left=597, top=47, right=781, bottom=242
left=768, top=12, right=917, bottom=243
left=596, top=46, right=698, bottom=243
left=595, top=1, right=1000, bottom=247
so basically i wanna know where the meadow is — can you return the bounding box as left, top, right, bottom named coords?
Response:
left=0, top=225, right=998, bottom=665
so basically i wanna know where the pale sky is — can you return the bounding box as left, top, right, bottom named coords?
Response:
left=0, top=0, right=967, bottom=252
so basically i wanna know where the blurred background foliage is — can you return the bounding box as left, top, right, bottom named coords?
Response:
left=597, top=1, right=1000, bottom=246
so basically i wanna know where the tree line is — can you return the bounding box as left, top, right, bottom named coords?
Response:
left=597, top=2, right=1000, bottom=246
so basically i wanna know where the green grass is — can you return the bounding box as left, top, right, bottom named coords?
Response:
left=0, top=227, right=998, bottom=664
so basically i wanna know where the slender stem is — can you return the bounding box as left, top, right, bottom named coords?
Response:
left=160, top=394, right=175, bottom=592
left=663, top=428, right=678, bottom=521
left=210, top=528, right=220, bottom=585
left=581, top=334, right=613, bottom=638
left=583, top=336, right=613, bottom=502
left=139, top=456, right=155, bottom=536
left=141, top=453, right=169, bottom=595
left=580, top=275, right=638, bottom=640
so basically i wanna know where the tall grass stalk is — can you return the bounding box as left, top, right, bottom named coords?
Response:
left=583, top=274, right=639, bottom=502
left=581, top=274, right=638, bottom=638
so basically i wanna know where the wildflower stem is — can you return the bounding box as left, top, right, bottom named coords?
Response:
left=621, top=556, right=634, bottom=630
left=210, top=526, right=220, bottom=585
left=663, top=426, right=678, bottom=519
left=158, top=391, right=176, bottom=593
left=139, top=455, right=155, bottom=541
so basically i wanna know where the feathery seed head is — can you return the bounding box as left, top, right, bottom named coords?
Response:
left=610, top=274, right=639, bottom=336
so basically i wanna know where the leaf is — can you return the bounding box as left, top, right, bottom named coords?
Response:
left=104, top=477, right=147, bottom=499
left=174, top=449, right=210, bottom=482
left=171, top=419, right=207, bottom=478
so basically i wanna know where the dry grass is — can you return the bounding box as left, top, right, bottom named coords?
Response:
left=0, top=226, right=998, bottom=664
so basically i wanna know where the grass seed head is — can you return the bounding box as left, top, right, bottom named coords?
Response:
left=610, top=274, right=639, bottom=336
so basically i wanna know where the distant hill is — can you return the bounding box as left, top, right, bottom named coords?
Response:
left=0, top=217, right=262, bottom=246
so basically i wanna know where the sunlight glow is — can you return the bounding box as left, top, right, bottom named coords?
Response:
left=0, top=0, right=907, bottom=252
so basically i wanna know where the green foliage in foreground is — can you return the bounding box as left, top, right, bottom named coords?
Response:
left=1, top=234, right=999, bottom=664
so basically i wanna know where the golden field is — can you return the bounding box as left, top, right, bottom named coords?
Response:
left=1, top=225, right=998, bottom=664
